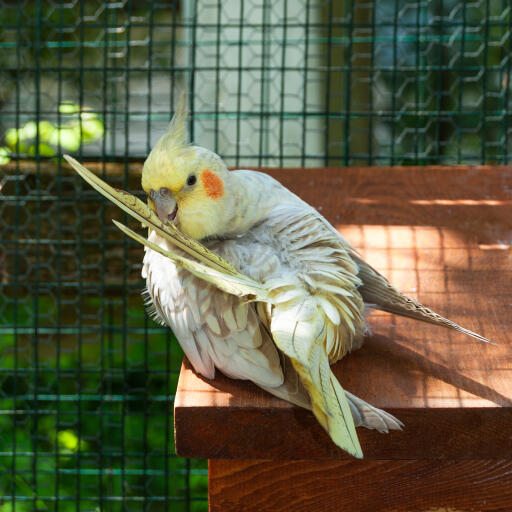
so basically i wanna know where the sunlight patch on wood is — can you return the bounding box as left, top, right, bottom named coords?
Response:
left=336, top=224, right=465, bottom=250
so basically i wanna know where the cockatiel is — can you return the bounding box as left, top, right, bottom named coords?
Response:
left=65, top=93, right=491, bottom=459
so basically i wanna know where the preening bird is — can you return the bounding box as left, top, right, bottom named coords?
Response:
left=65, top=93, right=492, bottom=459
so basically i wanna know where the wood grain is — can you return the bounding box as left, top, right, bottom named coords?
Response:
left=209, top=459, right=512, bottom=512
left=174, top=166, right=512, bottom=460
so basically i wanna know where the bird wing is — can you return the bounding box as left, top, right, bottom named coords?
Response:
left=261, top=202, right=368, bottom=362
left=142, top=229, right=285, bottom=387
left=116, top=217, right=312, bottom=407
left=270, top=297, right=363, bottom=458
left=258, top=200, right=401, bottom=450
left=256, top=201, right=371, bottom=457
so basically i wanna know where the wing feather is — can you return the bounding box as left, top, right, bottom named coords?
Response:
left=270, top=298, right=363, bottom=458
left=261, top=203, right=367, bottom=361
left=143, top=230, right=284, bottom=388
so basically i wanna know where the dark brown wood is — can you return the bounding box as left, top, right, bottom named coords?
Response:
left=209, top=459, right=512, bottom=512
left=3, top=159, right=144, bottom=176
left=174, top=166, right=512, bottom=460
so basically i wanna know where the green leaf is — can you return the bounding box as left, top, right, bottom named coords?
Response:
left=80, top=111, right=99, bottom=120
left=5, top=128, right=19, bottom=148
left=38, top=120, right=56, bottom=142
left=57, top=429, right=88, bottom=452
left=59, top=102, right=80, bottom=114
left=50, top=127, right=81, bottom=151
left=0, top=502, right=35, bottom=512
left=0, top=147, right=10, bottom=165
left=28, top=143, right=56, bottom=157
left=81, top=118, right=104, bottom=142
left=19, top=121, right=37, bottom=140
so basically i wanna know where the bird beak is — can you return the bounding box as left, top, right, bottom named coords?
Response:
left=150, top=189, right=178, bottom=224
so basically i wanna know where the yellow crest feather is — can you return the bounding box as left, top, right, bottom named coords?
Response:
left=141, top=89, right=190, bottom=193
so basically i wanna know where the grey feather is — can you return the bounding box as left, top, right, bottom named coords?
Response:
left=352, top=253, right=494, bottom=344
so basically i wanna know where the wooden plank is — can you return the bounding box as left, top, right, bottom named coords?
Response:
left=2, top=159, right=143, bottom=176
left=174, top=166, right=512, bottom=460
left=175, top=356, right=512, bottom=460
left=209, top=459, right=512, bottom=512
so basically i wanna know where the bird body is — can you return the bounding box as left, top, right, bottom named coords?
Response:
left=65, top=92, right=491, bottom=459
left=141, top=177, right=385, bottom=458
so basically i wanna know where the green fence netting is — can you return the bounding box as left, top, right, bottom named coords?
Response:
left=0, top=0, right=511, bottom=510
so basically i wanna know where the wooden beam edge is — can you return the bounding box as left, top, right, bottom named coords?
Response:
left=174, top=401, right=512, bottom=460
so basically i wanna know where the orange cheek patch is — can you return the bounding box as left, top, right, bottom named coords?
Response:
left=201, top=169, right=224, bottom=199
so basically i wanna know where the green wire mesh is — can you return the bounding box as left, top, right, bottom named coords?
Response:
left=0, top=0, right=511, bottom=510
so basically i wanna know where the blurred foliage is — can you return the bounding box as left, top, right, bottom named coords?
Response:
left=0, top=104, right=104, bottom=165
left=0, top=295, right=208, bottom=511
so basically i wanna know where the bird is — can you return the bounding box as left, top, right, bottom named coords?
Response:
left=65, top=92, right=492, bottom=459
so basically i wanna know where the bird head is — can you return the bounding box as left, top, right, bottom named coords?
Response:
left=141, top=92, right=230, bottom=240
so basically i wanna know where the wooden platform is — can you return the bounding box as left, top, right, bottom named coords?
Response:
left=174, top=166, right=512, bottom=511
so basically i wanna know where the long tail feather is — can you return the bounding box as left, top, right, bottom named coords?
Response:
left=345, top=390, right=403, bottom=433
left=64, top=154, right=241, bottom=277
left=113, top=220, right=269, bottom=300
left=353, top=254, right=494, bottom=344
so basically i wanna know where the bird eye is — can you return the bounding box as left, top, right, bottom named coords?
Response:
left=186, top=174, right=197, bottom=187
left=159, top=187, right=170, bottom=197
